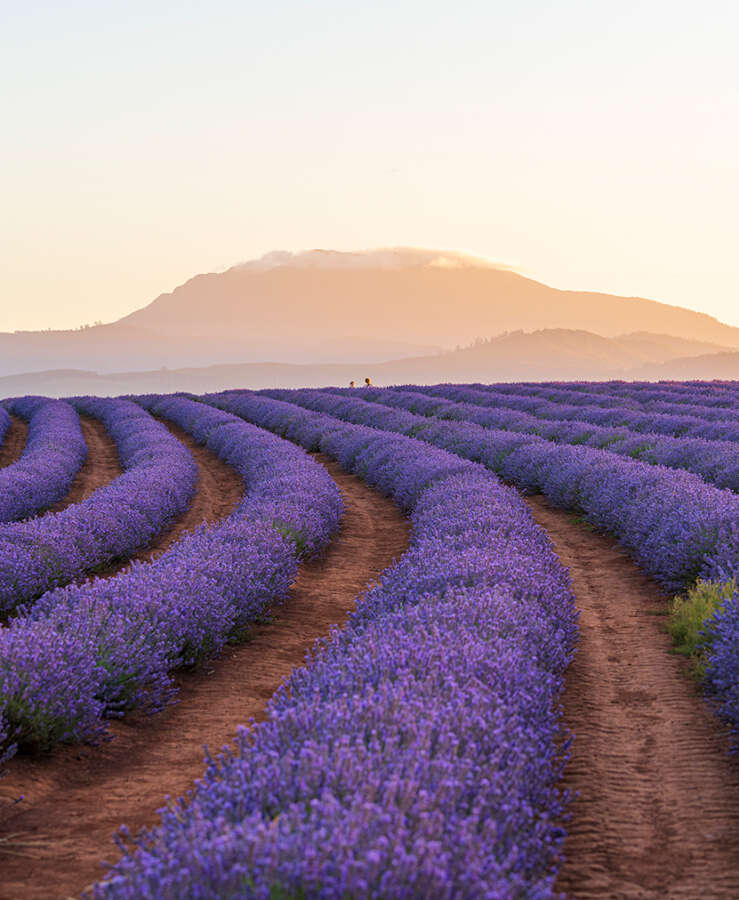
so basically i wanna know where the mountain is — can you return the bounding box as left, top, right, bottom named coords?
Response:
left=612, top=332, right=736, bottom=364
left=1, top=248, right=738, bottom=379
left=123, top=248, right=739, bottom=350
left=3, top=328, right=737, bottom=398
left=635, top=351, right=739, bottom=381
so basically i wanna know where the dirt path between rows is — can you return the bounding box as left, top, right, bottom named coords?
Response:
left=0, top=454, right=410, bottom=900
left=127, top=419, right=245, bottom=564
left=524, top=495, right=739, bottom=899
left=0, top=415, right=28, bottom=469
left=47, top=415, right=123, bottom=514
left=70, top=418, right=245, bottom=582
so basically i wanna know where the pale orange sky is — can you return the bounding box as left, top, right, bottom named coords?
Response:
left=1, top=1, right=737, bottom=332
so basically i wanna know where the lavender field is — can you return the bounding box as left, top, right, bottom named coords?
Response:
left=1, top=381, right=738, bottom=899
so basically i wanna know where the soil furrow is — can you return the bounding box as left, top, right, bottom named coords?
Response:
left=0, top=416, right=28, bottom=470
left=0, top=454, right=410, bottom=900
left=47, top=415, right=123, bottom=514
left=129, top=419, right=244, bottom=563
left=72, top=418, right=244, bottom=582
left=524, top=494, right=739, bottom=899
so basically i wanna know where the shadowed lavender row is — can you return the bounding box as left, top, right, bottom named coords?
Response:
left=0, top=395, right=342, bottom=769
left=329, top=385, right=739, bottom=491
left=472, top=381, right=739, bottom=420
left=92, top=391, right=576, bottom=899
left=702, top=586, right=739, bottom=746
left=0, top=407, right=10, bottom=448
left=0, top=397, right=196, bottom=613
left=258, top=388, right=738, bottom=591
left=410, top=383, right=739, bottom=442
left=0, top=397, right=87, bottom=523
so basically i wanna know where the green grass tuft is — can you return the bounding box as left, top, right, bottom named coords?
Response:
left=668, top=578, right=736, bottom=677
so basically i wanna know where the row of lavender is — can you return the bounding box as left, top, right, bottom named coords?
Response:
left=474, top=381, right=739, bottom=419
left=0, top=407, right=11, bottom=450
left=0, top=398, right=196, bottom=612
left=412, top=383, right=739, bottom=442
left=0, top=395, right=341, bottom=769
left=332, top=385, right=739, bottom=491
left=0, top=397, right=87, bottom=523
left=260, top=386, right=739, bottom=745
left=94, top=391, right=577, bottom=899
left=262, top=388, right=738, bottom=589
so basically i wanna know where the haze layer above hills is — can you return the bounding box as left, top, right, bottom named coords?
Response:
left=2, top=248, right=738, bottom=393
left=3, top=329, right=738, bottom=399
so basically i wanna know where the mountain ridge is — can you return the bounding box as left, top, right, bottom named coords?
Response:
left=2, top=248, right=738, bottom=380
left=2, top=327, right=737, bottom=398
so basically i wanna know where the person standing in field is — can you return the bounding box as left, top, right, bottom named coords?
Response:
left=349, top=380, right=355, bottom=387
left=364, top=377, right=372, bottom=386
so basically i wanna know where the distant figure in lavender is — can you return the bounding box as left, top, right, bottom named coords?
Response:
left=364, top=377, right=372, bottom=387
left=349, top=380, right=355, bottom=388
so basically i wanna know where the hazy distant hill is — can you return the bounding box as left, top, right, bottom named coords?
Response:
left=635, top=351, right=739, bottom=381
left=1, top=248, right=738, bottom=378
left=612, top=331, right=736, bottom=364
left=123, top=248, right=739, bottom=350
left=3, top=328, right=737, bottom=397
left=0, top=324, right=439, bottom=378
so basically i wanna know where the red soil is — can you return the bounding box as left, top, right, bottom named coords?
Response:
left=47, top=415, right=123, bottom=514
left=525, top=495, right=739, bottom=899
left=66, top=418, right=244, bottom=582
left=0, top=454, right=410, bottom=899
left=125, top=419, right=245, bottom=564
left=0, top=416, right=28, bottom=469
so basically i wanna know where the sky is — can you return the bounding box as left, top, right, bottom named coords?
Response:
left=1, top=0, right=737, bottom=332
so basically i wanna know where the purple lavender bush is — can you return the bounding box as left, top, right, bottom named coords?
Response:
left=336, top=385, right=739, bottom=491
left=0, top=397, right=87, bottom=523
left=0, top=398, right=196, bottom=612
left=284, top=385, right=739, bottom=751
left=413, top=383, right=739, bottom=442
left=0, top=714, right=14, bottom=772
left=250, top=387, right=739, bottom=748
left=134, top=394, right=341, bottom=558
left=0, top=397, right=341, bottom=762
left=702, top=587, right=739, bottom=746
left=91, top=392, right=577, bottom=899
left=478, top=381, right=739, bottom=421
left=0, top=406, right=10, bottom=448
left=258, top=388, right=739, bottom=592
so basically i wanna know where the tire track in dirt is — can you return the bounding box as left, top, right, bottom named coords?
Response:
left=0, top=454, right=410, bottom=900
left=0, top=416, right=28, bottom=469
left=524, top=494, right=739, bottom=899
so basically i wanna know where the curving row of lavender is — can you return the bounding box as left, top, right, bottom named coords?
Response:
left=413, top=383, right=739, bottom=442
left=134, top=395, right=341, bottom=558
left=477, top=381, right=739, bottom=420
left=0, top=398, right=196, bottom=613
left=445, top=382, right=739, bottom=744
left=0, top=397, right=87, bottom=523
left=0, top=395, right=341, bottom=769
left=0, top=406, right=10, bottom=448
left=703, top=588, right=739, bottom=745
left=260, top=386, right=739, bottom=750
left=588, top=379, right=739, bottom=403
left=93, top=391, right=577, bottom=899
left=258, top=388, right=739, bottom=591
left=329, top=385, right=739, bottom=492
